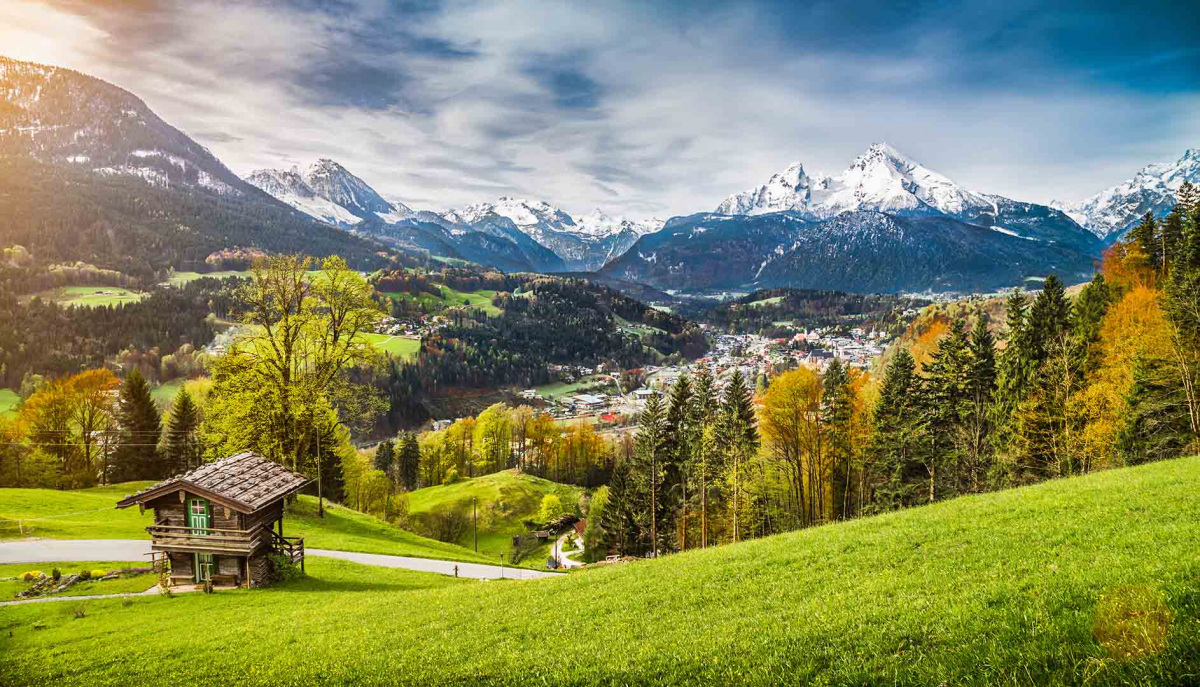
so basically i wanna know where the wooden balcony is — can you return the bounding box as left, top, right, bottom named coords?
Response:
left=146, top=523, right=270, bottom=555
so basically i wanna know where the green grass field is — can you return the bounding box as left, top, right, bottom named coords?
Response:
left=1, top=561, right=156, bottom=599
left=162, top=270, right=252, bottom=286
left=20, top=285, right=146, bottom=308
left=150, top=379, right=187, bottom=408
left=0, top=388, right=19, bottom=418
left=533, top=375, right=611, bottom=399
left=406, top=470, right=583, bottom=567
left=362, top=333, right=420, bottom=359
left=380, top=285, right=502, bottom=316
left=0, top=483, right=492, bottom=564
left=745, top=295, right=785, bottom=308
left=2, top=458, right=1197, bottom=685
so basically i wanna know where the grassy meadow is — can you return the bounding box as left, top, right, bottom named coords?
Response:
left=1, top=561, right=155, bottom=599
left=406, top=470, right=584, bottom=566
left=0, top=388, right=19, bottom=417
left=0, top=484, right=493, bottom=564
left=20, top=286, right=145, bottom=308
left=2, top=457, right=1197, bottom=685
left=361, top=333, right=420, bottom=359
left=380, top=284, right=502, bottom=316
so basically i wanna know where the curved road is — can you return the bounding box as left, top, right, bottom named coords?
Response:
left=0, top=539, right=560, bottom=581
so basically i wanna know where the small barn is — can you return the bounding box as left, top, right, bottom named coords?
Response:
left=116, top=452, right=310, bottom=588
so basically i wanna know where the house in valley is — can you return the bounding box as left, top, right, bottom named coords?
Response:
left=116, top=452, right=310, bottom=588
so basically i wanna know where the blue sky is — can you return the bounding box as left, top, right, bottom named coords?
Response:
left=2, top=0, right=1197, bottom=218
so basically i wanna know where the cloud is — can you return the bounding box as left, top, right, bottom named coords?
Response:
left=0, top=0, right=1197, bottom=219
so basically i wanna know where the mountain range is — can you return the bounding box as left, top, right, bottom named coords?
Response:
left=2, top=55, right=1196, bottom=294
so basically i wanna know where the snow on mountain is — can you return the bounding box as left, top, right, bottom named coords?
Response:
left=1051, top=148, right=1200, bottom=241
left=574, top=208, right=664, bottom=238
left=244, top=167, right=363, bottom=226
left=244, top=159, right=412, bottom=226
left=717, top=143, right=995, bottom=219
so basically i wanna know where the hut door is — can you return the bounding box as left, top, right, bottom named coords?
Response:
left=188, top=498, right=210, bottom=534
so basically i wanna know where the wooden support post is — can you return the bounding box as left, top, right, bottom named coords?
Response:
left=245, top=556, right=251, bottom=589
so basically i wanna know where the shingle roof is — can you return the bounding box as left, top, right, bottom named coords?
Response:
left=116, top=452, right=310, bottom=513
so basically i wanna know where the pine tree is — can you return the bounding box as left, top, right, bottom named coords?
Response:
left=634, top=392, right=668, bottom=556
left=663, top=376, right=693, bottom=548
left=1177, top=180, right=1199, bottom=215
left=1130, top=213, right=1162, bottom=273
left=961, top=312, right=996, bottom=492
left=719, top=369, right=758, bottom=542
left=1162, top=205, right=1187, bottom=276
left=112, top=369, right=163, bottom=481
left=601, top=459, right=640, bottom=556
left=162, top=390, right=201, bottom=475
left=690, top=367, right=719, bottom=547
left=919, top=318, right=970, bottom=501
left=374, top=439, right=395, bottom=478
left=1070, top=273, right=1112, bottom=378
left=868, top=349, right=923, bottom=511
left=821, top=359, right=854, bottom=518
left=399, top=433, right=421, bottom=491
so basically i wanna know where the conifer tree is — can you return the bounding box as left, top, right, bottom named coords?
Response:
left=162, top=389, right=201, bottom=475
left=399, top=433, right=421, bottom=491
left=719, top=369, right=758, bottom=542
left=919, top=318, right=970, bottom=501
left=112, top=369, right=163, bottom=481
left=690, top=368, right=719, bottom=547
left=601, top=459, right=640, bottom=556
left=374, top=439, right=395, bottom=477
left=663, top=375, right=693, bottom=548
left=821, top=359, right=855, bottom=518
left=961, top=312, right=996, bottom=492
left=1130, top=213, right=1162, bottom=273
left=635, top=392, right=668, bottom=556
left=868, top=349, right=923, bottom=511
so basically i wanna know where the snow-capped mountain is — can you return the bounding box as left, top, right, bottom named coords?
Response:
left=244, top=160, right=413, bottom=227
left=1052, top=148, right=1200, bottom=242
left=717, top=143, right=995, bottom=219
left=0, top=56, right=244, bottom=195
left=439, top=198, right=662, bottom=271
left=715, top=142, right=1099, bottom=256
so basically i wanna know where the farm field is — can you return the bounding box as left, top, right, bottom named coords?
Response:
left=162, top=270, right=251, bottom=286
left=20, top=286, right=145, bottom=307
left=0, top=388, right=19, bottom=417
left=2, top=457, right=1197, bottom=685
left=380, top=284, right=501, bottom=316
left=533, top=374, right=612, bottom=399
left=362, top=333, right=420, bottom=359
left=405, top=470, right=584, bottom=568
left=1, top=561, right=155, bottom=599
left=0, top=483, right=493, bottom=564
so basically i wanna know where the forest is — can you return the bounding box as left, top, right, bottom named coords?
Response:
left=684, top=288, right=925, bottom=338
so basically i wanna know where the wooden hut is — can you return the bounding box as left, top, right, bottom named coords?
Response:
left=116, top=452, right=310, bottom=588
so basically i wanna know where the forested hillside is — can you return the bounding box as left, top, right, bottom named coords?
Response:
left=592, top=187, right=1200, bottom=557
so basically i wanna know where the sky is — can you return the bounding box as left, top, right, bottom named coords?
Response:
left=1, top=0, right=1198, bottom=219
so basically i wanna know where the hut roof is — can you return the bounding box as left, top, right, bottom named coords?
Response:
left=116, top=452, right=310, bottom=513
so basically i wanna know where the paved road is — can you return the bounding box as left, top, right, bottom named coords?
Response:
left=0, top=539, right=560, bottom=581
left=552, top=533, right=585, bottom=569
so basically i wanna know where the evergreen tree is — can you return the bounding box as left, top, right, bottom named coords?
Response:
left=690, top=367, right=720, bottom=547
left=919, top=318, right=970, bottom=501
left=719, top=369, right=758, bottom=542
left=1179, top=180, right=1200, bottom=215
left=162, top=389, right=201, bottom=475
left=821, top=359, right=855, bottom=518
left=868, top=349, right=923, bottom=511
left=1070, top=273, right=1112, bottom=378
left=399, top=433, right=421, bottom=491
left=662, top=375, right=693, bottom=548
left=374, top=439, right=395, bottom=478
left=961, top=312, right=996, bottom=492
left=1130, top=213, right=1161, bottom=273
left=112, top=369, right=163, bottom=481
left=634, top=392, right=668, bottom=556
left=1161, top=205, right=1187, bottom=274
left=601, top=459, right=640, bottom=556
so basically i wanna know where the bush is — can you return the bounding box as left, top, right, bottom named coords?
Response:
left=267, top=552, right=303, bottom=583
left=442, top=467, right=462, bottom=485
left=51, top=568, right=61, bottom=582
left=78, top=569, right=91, bottom=581
left=91, top=569, right=107, bottom=579
left=413, top=508, right=470, bottom=543
left=22, top=571, right=42, bottom=582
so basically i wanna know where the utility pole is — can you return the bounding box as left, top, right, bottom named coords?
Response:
left=472, top=497, right=478, bottom=552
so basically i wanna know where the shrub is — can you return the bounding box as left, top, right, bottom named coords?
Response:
left=121, top=597, right=134, bottom=608
left=91, top=569, right=107, bottom=579
left=22, top=571, right=41, bottom=582
left=266, top=552, right=303, bottom=583
left=78, top=569, right=91, bottom=581
left=412, top=508, right=470, bottom=543
left=51, top=568, right=61, bottom=582
left=442, top=467, right=462, bottom=485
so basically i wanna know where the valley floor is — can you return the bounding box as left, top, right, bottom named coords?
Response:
left=3, top=458, right=1198, bottom=685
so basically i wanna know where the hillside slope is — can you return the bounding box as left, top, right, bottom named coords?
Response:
left=4, top=458, right=1198, bottom=685
left=405, top=470, right=584, bottom=562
